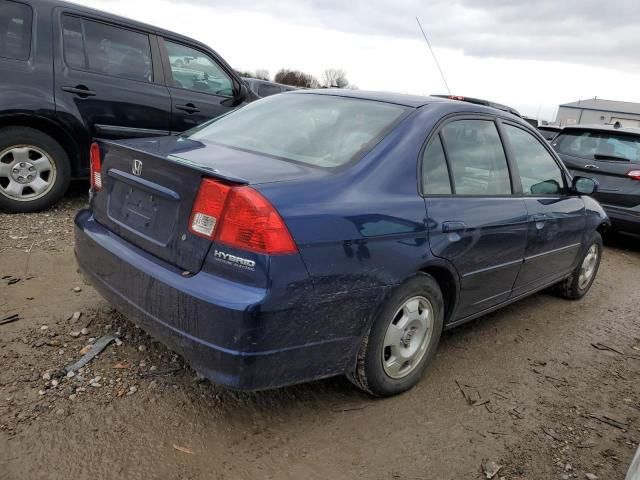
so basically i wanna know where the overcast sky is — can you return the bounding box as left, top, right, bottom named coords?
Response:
left=77, top=0, right=640, bottom=121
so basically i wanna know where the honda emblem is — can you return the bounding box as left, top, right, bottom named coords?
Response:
left=132, top=159, right=143, bottom=176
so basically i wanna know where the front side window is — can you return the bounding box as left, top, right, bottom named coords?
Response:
left=188, top=94, right=408, bottom=168
left=504, top=124, right=565, bottom=195
left=165, top=41, right=233, bottom=96
left=440, top=119, right=511, bottom=195
left=422, top=134, right=452, bottom=194
left=61, top=15, right=153, bottom=82
left=0, top=0, right=32, bottom=61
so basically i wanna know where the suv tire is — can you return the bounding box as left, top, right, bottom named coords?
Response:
left=349, top=274, right=444, bottom=397
left=0, top=127, right=71, bottom=213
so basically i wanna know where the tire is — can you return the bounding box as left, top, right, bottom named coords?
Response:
left=553, top=232, right=603, bottom=300
left=0, top=127, right=71, bottom=213
left=349, top=274, right=444, bottom=397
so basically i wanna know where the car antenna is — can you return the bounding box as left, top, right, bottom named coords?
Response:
left=416, top=16, right=451, bottom=95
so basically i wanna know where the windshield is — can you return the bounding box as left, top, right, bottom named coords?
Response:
left=554, top=130, right=640, bottom=162
left=188, top=93, right=409, bottom=168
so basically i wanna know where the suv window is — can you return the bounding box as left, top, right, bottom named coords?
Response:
left=165, top=41, right=233, bottom=96
left=61, top=15, right=153, bottom=82
left=440, top=119, right=511, bottom=195
left=422, top=134, right=452, bottom=194
left=554, top=130, right=640, bottom=163
left=0, top=0, right=32, bottom=61
left=504, top=124, right=565, bottom=195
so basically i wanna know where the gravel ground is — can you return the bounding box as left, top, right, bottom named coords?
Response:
left=1, top=185, right=639, bottom=480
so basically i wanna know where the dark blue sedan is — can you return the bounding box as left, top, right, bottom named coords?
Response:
left=74, top=90, right=609, bottom=396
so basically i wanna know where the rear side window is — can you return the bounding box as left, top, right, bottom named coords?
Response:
left=504, top=124, right=565, bottom=195
left=61, top=15, right=153, bottom=82
left=440, top=120, right=511, bottom=195
left=422, top=135, right=452, bottom=194
left=554, top=130, right=640, bottom=163
left=0, top=0, right=32, bottom=61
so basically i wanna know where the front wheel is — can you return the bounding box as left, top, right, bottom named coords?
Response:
left=0, top=127, right=71, bottom=213
left=349, top=274, right=444, bottom=397
left=553, top=233, right=603, bottom=300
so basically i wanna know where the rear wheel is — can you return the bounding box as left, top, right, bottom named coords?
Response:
left=0, top=127, right=71, bottom=213
left=553, top=233, right=603, bottom=299
left=349, top=274, right=444, bottom=397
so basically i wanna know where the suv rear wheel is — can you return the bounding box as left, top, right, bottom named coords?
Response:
left=0, top=127, right=71, bottom=212
left=349, top=274, right=444, bottom=396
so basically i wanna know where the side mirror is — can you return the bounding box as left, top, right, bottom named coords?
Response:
left=572, top=176, right=598, bottom=195
left=235, top=83, right=248, bottom=104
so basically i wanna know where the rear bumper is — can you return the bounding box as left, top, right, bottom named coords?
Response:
left=602, top=203, right=640, bottom=233
left=74, top=209, right=370, bottom=390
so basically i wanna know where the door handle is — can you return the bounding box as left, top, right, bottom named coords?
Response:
left=442, top=221, right=466, bottom=233
left=61, top=85, right=96, bottom=97
left=176, top=103, right=200, bottom=114
left=533, top=214, right=547, bottom=230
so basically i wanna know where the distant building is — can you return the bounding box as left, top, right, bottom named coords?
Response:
left=556, top=98, right=640, bottom=127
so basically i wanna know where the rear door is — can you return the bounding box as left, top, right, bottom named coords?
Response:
left=158, top=38, right=238, bottom=133
left=53, top=10, right=172, bottom=139
left=502, top=122, right=585, bottom=294
left=423, top=117, right=528, bottom=319
left=553, top=128, right=640, bottom=208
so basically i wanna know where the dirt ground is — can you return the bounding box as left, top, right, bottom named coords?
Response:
left=1, top=183, right=639, bottom=480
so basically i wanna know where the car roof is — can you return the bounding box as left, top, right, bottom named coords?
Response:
left=560, top=124, right=640, bottom=136
left=291, top=89, right=445, bottom=108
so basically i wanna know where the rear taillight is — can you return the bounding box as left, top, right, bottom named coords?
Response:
left=188, top=179, right=297, bottom=255
left=189, top=179, right=232, bottom=239
left=627, top=170, right=640, bottom=180
left=90, top=142, right=102, bottom=191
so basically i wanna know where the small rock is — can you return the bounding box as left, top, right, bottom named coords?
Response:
left=79, top=345, right=91, bottom=355
left=38, top=390, right=46, bottom=396
left=40, top=325, right=49, bottom=331
left=42, top=372, right=51, bottom=381
left=80, top=328, right=89, bottom=336
left=68, top=394, right=77, bottom=401
left=75, top=387, right=86, bottom=393
left=73, top=287, right=82, bottom=293
left=138, top=345, right=146, bottom=352
left=585, top=474, right=598, bottom=480
left=115, top=338, right=123, bottom=347
left=51, top=379, right=59, bottom=387
left=88, top=337, right=96, bottom=344
left=69, top=331, right=80, bottom=338
left=565, top=464, right=572, bottom=471
left=90, top=382, right=101, bottom=388
left=66, top=371, right=75, bottom=378
left=481, top=459, right=502, bottom=479
left=70, top=311, right=82, bottom=322
left=127, top=386, right=138, bottom=396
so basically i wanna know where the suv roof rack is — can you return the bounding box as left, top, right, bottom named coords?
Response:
left=432, top=95, right=521, bottom=117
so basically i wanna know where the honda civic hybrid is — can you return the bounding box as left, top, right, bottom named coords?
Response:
left=74, top=90, right=609, bottom=396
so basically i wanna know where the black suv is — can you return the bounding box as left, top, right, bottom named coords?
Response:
left=0, top=0, right=256, bottom=212
left=553, top=124, right=640, bottom=233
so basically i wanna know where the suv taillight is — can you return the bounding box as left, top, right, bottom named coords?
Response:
left=90, top=142, right=102, bottom=191
left=627, top=170, right=640, bottom=181
left=189, top=179, right=297, bottom=255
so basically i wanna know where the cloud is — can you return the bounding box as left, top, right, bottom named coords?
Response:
left=180, top=0, right=640, bottom=70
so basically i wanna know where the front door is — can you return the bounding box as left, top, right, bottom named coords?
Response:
left=159, top=39, right=237, bottom=133
left=423, top=118, right=528, bottom=320
left=53, top=11, right=172, bottom=140
left=500, top=123, right=585, bottom=295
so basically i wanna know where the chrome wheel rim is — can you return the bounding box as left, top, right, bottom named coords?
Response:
left=0, top=145, right=56, bottom=201
left=382, top=296, right=434, bottom=379
left=578, top=244, right=599, bottom=289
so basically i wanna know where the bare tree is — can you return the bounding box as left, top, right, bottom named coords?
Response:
left=274, top=69, right=319, bottom=88
left=321, top=68, right=349, bottom=88
left=254, top=69, right=270, bottom=81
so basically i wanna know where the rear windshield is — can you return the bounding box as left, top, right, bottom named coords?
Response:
left=554, top=130, right=640, bottom=163
left=188, top=93, right=409, bottom=168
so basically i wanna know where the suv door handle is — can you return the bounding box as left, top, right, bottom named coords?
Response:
left=61, top=85, right=96, bottom=97
left=442, top=221, right=466, bottom=233
left=533, top=214, right=547, bottom=230
left=176, top=103, right=200, bottom=113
